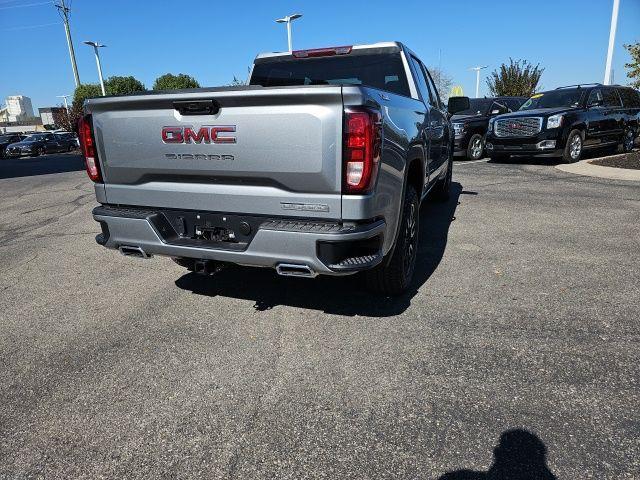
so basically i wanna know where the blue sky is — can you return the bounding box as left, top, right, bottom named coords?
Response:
left=1, top=0, right=639, bottom=111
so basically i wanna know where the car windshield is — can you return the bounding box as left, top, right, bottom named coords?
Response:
left=519, top=89, right=583, bottom=110
left=454, top=99, right=493, bottom=116
left=24, top=134, right=46, bottom=142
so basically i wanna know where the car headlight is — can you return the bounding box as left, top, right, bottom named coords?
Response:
left=547, top=114, right=563, bottom=129
left=487, top=120, right=495, bottom=134
left=453, top=123, right=464, bottom=136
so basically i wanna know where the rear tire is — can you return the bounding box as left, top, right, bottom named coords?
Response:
left=466, top=133, right=484, bottom=160
left=365, top=185, right=419, bottom=296
left=563, top=130, right=583, bottom=163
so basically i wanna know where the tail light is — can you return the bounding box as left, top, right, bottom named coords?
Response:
left=78, top=114, right=102, bottom=182
left=343, top=108, right=382, bottom=194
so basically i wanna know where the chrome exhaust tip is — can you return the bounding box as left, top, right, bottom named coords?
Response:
left=275, top=263, right=317, bottom=278
left=119, top=245, right=151, bottom=259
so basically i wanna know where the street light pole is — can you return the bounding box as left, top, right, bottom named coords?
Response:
left=56, top=95, right=70, bottom=112
left=275, top=14, right=302, bottom=52
left=84, top=41, right=107, bottom=96
left=470, top=65, right=488, bottom=98
left=55, top=0, right=80, bottom=87
left=604, top=0, right=620, bottom=85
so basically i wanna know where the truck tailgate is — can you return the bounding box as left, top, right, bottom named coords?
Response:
left=86, top=86, right=344, bottom=219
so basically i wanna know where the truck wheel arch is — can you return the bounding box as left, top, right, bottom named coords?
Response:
left=382, top=155, right=424, bottom=267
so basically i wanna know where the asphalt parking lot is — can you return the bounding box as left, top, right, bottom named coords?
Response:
left=0, top=153, right=638, bottom=479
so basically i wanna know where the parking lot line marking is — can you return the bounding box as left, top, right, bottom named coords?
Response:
left=456, top=158, right=490, bottom=165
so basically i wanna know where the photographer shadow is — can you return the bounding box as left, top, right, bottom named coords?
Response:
left=439, top=429, right=557, bottom=480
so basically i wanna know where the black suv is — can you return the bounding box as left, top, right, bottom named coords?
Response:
left=452, top=97, right=526, bottom=160
left=485, top=84, right=640, bottom=163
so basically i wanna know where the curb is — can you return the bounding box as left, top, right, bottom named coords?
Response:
left=555, top=153, right=640, bottom=182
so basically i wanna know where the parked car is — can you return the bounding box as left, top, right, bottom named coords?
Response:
left=0, top=134, right=26, bottom=158
left=82, top=41, right=470, bottom=295
left=54, top=132, right=80, bottom=150
left=485, top=84, right=640, bottom=163
left=6, top=132, right=71, bottom=157
left=452, top=96, right=526, bottom=160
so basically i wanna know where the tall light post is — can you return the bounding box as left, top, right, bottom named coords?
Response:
left=83, top=41, right=107, bottom=96
left=56, top=95, right=70, bottom=112
left=275, top=13, right=302, bottom=52
left=469, top=65, right=488, bottom=98
left=604, top=0, right=620, bottom=85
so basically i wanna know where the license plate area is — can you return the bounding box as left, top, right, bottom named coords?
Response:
left=148, top=210, right=266, bottom=251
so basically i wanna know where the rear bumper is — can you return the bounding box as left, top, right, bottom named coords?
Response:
left=93, top=205, right=386, bottom=276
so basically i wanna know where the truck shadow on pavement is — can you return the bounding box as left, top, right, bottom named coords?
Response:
left=0, top=154, right=85, bottom=180
left=438, top=429, right=557, bottom=480
left=175, top=182, right=463, bottom=316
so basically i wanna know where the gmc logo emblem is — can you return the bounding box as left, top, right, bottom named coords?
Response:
left=162, top=126, right=236, bottom=144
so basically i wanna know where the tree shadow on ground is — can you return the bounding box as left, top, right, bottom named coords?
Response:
left=175, top=182, right=464, bottom=316
left=438, top=429, right=557, bottom=480
left=0, top=154, right=85, bottom=180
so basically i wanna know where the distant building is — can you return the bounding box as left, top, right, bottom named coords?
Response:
left=39, top=107, right=65, bottom=127
left=5, top=95, right=34, bottom=122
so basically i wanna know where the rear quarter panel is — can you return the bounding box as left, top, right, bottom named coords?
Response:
left=342, top=86, right=425, bottom=254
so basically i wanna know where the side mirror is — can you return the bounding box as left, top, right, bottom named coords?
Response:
left=448, top=96, right=470, bottom=114
left=490, top=109, right=501, bottom=115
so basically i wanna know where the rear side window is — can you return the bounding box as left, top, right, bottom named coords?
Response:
left=250, top=53, right=411, bottom=97
left=588, top=89, right=603, bottom=106
left=603, top=88, right=622, bottom=107
left=618, top=88, right=640, bottom=108
left=424, top=67, right=443, bottom=109
left=409, top=55, right=433, bottom=104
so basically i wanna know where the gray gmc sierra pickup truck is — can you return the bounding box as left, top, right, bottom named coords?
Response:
left=81, top=42, right=469, bottom=294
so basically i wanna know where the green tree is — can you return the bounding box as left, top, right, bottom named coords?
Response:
left=72, top=83, right=102, bottom=110
left=624, top=42, right=640, bottom=89
left=486, top=58, right=544, bottom=97
left=104, top=76, right=146, bottom=96
left=52, top=106, right=75, bottom=132
left=153, top=73, right=200, bottom=90
left=65, top=84, right=102, bottom=131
